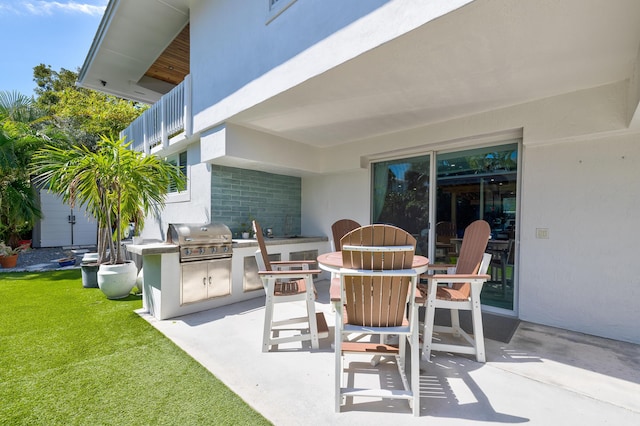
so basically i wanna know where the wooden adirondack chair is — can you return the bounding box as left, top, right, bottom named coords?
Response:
left=418, top=219, right=492, bottom=362
left=253, top=220, right=328, bottom=352
left=330, top=219, right=361, bottom=251
left=335, top=224, right=420, bottom=416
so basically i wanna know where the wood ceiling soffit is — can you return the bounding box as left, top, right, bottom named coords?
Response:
left=144, top=24, right=190, bottom=85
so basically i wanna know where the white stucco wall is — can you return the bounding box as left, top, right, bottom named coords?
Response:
left=519, top=134, right=640, bottom=343
left=140, top=142, right=212, bottom=242
left=302, top=169, right=369, bottom=249
left=201, top=124, right=323, bottom=175
left=301, top=84, right=640, bottom=344
left=189, top=0, right=472, bottom=135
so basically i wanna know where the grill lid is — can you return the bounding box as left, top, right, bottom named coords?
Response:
left=167, top=223, right=232, bottom=246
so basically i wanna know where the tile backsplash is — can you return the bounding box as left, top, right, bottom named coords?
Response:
left=210, top=165, right=301, bottom=237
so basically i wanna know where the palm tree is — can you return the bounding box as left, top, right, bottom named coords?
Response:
left=0, top=91, right=41, bottom=124
left=0, top=91, right=44, bottom=246
left=32, top=134, right=186, bottom=264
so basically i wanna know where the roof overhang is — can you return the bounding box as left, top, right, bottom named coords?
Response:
left=78, top=0, right=640, bottom=147
left=77, top=0, right=189, bottom=104
left=228, top=0, right=640, bottom=147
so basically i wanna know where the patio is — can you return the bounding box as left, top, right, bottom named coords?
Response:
left=138, top=279, right=640, bottom=425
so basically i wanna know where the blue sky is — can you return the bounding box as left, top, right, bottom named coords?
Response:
left=0, top=0, right=107, bottom=96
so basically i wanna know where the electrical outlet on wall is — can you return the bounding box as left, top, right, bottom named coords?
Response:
left=536, top=228, right=549, bottom=239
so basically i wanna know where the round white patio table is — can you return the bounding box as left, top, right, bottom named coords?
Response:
left=317, top=251, right=429, bottom=302
left=317, top=251, right=429, bottom=273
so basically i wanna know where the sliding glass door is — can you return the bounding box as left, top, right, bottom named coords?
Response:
left=436, top=144, right=518, bottom=310
left=372, top=154, right=431, bottom=256
left=371, top=142, right=519, bottom=311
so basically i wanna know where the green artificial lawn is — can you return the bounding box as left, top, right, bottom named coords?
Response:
left=0, top=270, right=271, bottom=426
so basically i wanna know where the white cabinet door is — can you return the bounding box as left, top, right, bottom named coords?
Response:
left=207, top=258, right=231, bottom=298
left=181, top=262, right=208, bottom=305
left=181, top=259, right=232, bottom=305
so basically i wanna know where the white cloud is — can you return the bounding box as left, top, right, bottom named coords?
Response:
left=12, top=1, right=106, bottom=16
left=0, top=3, right=20, bottom=13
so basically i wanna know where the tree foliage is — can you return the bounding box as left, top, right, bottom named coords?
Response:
left=0, top=93, right=45, bottom=245
left=33, top=64, right=78, bottom=108
left=0, top=91, right=42, bottom=124
left=33, top=64, right=145, bottom=150
left=1, top=64, right=148, bottom=246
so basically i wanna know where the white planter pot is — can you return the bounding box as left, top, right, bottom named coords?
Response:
left=97, top=261, right=137, bottom=299
left=133, top=268, right=144, bottom=294
left=82, top=252, right=99, bottom=263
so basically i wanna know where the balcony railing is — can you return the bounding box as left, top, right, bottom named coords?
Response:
left=121, top=75, right=192, bottom=153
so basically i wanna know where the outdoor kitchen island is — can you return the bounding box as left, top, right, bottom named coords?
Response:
left=127, top=236, right=330, bottom=320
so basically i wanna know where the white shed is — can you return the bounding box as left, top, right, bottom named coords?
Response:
left=32, top=191, right=97, bottom=248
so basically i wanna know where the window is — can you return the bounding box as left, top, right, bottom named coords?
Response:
left=266, top=0, right=297, bottom=23
left=167, top=150, right=187, bottom=194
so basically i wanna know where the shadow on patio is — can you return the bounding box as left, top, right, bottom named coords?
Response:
left=139, top=279, right=640, bottom=425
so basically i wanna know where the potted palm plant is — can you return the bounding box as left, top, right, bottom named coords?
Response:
left=32, top=134, right=186, bottom=298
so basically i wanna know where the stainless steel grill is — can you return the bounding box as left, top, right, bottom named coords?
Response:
left=167, top=222, right=233, bottom=262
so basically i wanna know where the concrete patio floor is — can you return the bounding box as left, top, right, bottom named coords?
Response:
left=138, top=279, right=640, bottom=425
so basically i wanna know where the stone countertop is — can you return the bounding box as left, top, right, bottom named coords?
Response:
left=125, top=242, right=178, bottom=255
left=232, top=236, right=328, bottom=248
left=125, top=236, right=328, bottom=255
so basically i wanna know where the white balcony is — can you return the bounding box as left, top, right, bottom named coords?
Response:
left=121, top=75, right=192, bottom=153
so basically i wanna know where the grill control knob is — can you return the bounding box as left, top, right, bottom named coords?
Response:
left=184, top=248, right=192, bottom=256
left=199, top=247, right=205, bottom=255
left=211, top=247, right=217, bottom=253
left=223, top=246, right=229, bottom=252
